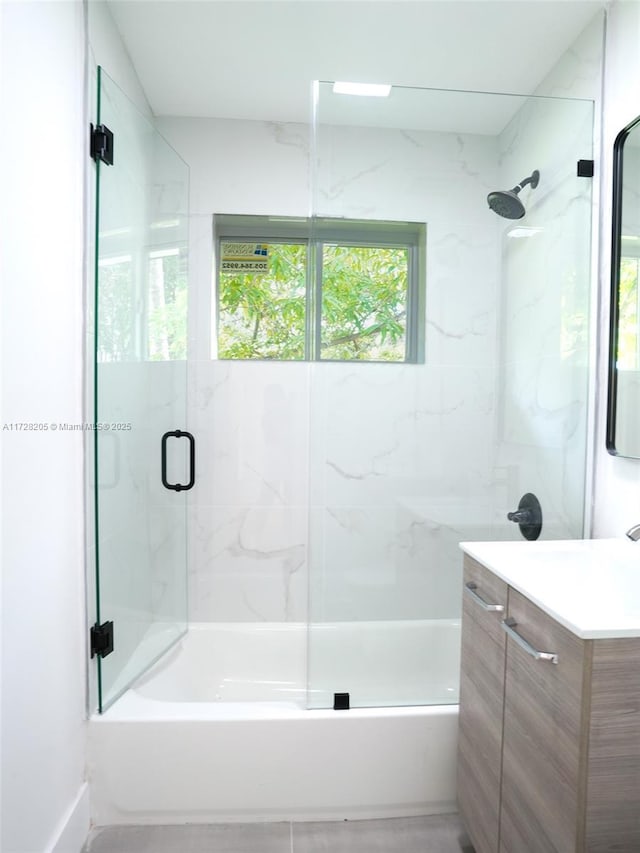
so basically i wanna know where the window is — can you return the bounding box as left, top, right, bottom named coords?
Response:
left=213, top=215, right=425, bottom=362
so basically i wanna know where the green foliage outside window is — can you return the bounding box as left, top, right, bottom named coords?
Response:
left=321, top=245, right=407, bottom=361
left=218, top=243, right=307, bottom=359
left=217, top=242, right=410, bottom=361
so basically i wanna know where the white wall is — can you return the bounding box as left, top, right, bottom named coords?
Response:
left=87, top=0, right=151, bottom=118
left=0, top=2, right=88, bottom=851
left=593, top=0, right=640, bottom=537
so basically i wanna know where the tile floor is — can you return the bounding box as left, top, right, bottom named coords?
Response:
left=83, top=815, right=474, bottom=853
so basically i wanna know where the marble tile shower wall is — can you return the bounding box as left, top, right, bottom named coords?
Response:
left=187, top=123, right=502, bottom=623
left=189, top=360, right=310, bottom=622
left=310, top=125, right=501, bottom=622
left=494, top=16, right=600, bottom=540
left=159, top=117, right=313, bottom=624
left=180, top=32, right=599, bottom=622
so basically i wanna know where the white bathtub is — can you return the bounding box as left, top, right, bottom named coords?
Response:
left=88, top=620, right=460, bottom=826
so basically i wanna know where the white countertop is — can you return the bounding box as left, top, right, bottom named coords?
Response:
left=460, top=538, right=640, bottom=639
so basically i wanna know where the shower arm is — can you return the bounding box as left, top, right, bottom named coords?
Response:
left=516, top=170, right=540, bottom=192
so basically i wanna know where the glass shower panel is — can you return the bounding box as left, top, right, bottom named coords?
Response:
left=307, top=82, right=593, bottom=709
left=94, top=68, right=190, bottom=712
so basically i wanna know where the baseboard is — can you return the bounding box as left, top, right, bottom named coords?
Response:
left=46, top=783, right=90, bottom=853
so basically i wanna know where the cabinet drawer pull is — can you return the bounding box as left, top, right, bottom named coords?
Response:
left=502, top=617, right=559, bottom=664
left=465, top=581, right=505, bottom=612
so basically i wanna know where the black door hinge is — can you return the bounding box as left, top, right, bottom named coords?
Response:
left=90, top=620, right=114, bottom=659
left=90, top=123, right=114, bottom=165
left=577, top=159, right=594, bottom=177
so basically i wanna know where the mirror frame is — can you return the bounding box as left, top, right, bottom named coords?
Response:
left=606, top=113, right=640, bottom=456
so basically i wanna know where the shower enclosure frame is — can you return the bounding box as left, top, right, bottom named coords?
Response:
left=87, top=74, right=596, bottom=827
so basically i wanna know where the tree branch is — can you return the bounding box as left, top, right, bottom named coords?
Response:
left=251, top=312, right=261, bottom=343
left=321, top=310, right=406, bottom=349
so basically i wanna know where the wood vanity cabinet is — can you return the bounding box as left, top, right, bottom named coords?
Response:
left=458, top=554, right=640, bottom=853
left=457, top=557, right=508, bottom=853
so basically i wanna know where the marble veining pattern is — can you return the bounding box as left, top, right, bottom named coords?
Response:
left=180, top=36, right=598, bottom=625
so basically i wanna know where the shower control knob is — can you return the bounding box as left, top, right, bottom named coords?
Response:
left=507, top=492, right=542, bottom=541
left=507, top=509, right=533, bottom=524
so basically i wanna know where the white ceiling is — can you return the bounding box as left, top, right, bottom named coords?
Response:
left=107, top=0, right=604, bottom=127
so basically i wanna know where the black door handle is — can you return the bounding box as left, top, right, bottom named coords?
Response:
left=161, top=430, right=195, bottom=491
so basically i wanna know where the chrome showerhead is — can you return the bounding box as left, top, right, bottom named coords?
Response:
left=487, top=170, right=540, bottom=219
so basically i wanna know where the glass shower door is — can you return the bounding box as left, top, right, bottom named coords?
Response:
left=307, top=81, right=593, bottom=709
left=93, top=68, right=190, bottom=711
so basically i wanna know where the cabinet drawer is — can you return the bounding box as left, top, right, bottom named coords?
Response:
left=500, top=589, right=588, bottom=853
